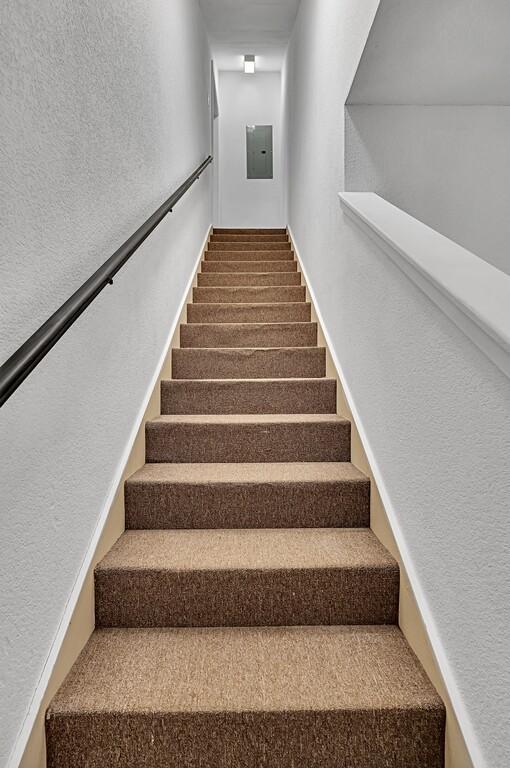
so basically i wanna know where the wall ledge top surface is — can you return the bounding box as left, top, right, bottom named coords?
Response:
left=339, top=192, right=510, bottom=379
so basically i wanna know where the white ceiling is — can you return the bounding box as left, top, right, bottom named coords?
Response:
left=199, top=0, right=300, bottom=72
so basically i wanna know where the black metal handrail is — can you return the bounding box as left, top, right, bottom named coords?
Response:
left=0, top=155, right=213, bottom=407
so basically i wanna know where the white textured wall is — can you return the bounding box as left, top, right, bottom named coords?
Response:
left=347, top=0, right=510, bottom=105
left=0, top=1, right=212, bottom=764
left=217, top=71, right=284, bottom=227
left=284, top=1, right=510, bottom=766
left=346, top=106, right=510, bottom=275
left=345, top=0, right=510, bottom=276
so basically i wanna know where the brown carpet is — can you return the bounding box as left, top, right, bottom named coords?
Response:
left=125, top=461, right=371, bottom=529
left=46, top=228, right=445, bottom=767
left=187, top=301, right=311, bottom=323
left=172, top=346, right=326, bottom=379
left=180, top=321, right=317, bottom=348
left=197, top=271, right=302, bottom=285
left=161, top=378, right=337, bottom=414
left=202, top=258, right=298, bottom=271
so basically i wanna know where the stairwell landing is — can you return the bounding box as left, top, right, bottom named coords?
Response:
left=45, top=228, right=445, bottom=767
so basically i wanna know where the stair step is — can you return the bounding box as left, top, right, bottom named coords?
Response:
left=180, top=322, right=317, bottom=349
left=202, top=259, right=297, bottom=272
left=145, top=414, right=350, bottom=463
left=187, top=302, right=311, bottom=323
left=206, top=250, right=294, bottom=261
left=161, top=378, right=337, bottom=414
left=211, top=234, right=289, bottom=242
left=197, top=272, right=302, bottom=286
left=125, top=461, right=370, bottom=529
left=46, top=626, right=445, bottom=768
left=208, top=241, right=292, bottom=251
left=214, top=227, right=287, bottom=234
left=172, top=347, right=325, bottom=379
left=193, top=286, right=305, bottom=303
left=95, top=529, right=399, bottom=628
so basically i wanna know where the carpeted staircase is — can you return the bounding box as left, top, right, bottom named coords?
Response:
left=46, top=229, right=445, bottom=767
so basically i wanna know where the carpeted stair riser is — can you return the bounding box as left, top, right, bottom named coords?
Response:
left=193, top=286, right=305, bottom=303
left=211, top=234, right=289, bottom=242
left=172, top=347, right=325, bottom=379
left=161, top=378, right=337, bottom=414
left=46, top=626, right=445, bottom=768
left=197, top=272, right=302, bottom=286
left=145, top=415, right=350, bottom=463
left=187, top=302, right=311, bottom=324
left=202, top=259, right=297, bottom=272
left=205, top=251, right=294, bottom=262
left=180, top=322, right=317, bottom=349
left=125, top=462, right=370, bottom=529
left=95, top=529, right=399, bottom=627
left=208, top=241, right=292, bottom=251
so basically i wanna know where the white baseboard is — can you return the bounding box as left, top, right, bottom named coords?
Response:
left=7, top=224, right=212, bottom=768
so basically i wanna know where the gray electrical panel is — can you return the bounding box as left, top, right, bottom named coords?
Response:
left=246, top=125, right=273, bottom=179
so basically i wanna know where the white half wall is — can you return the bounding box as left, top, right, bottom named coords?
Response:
left=0, top=1, right=212, bottom=764
left=283, top=1, right=510, bottom=766
left=344, top=0, right=510, bottom=276
left=346, top=105, right=510, bottom=276
left=216, top=71, right=284, bottom=227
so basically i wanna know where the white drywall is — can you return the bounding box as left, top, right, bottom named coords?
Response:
left=346, top=105, right=510, bottom=275
left=216, top=71, right=285, bottom=227
left=283, top=1, right=510, bottom=766
left=348, top=0, right=510, bottom=105
left=0, top=1, right=212, bottom=764
left=344, top=0, right=510, bottom=277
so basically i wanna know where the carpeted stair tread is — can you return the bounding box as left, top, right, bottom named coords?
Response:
left=207, top=241, right=292, bottom=251
left=124, top=461, right=370, bottom=529
left=187, top=302, right=311, bottom=323
left=193, top=286, right=305, bottom=303
left=161, top=377, right=337, bottom=414
left=202, top=259, right=297, bottom=272
left=172, top=347, right=325, bottom=379
left=145, top=414, right=350, bottom=463
left=46, top=626, right=445, bottom=768
left=94, top=529, right=399, bottom=627
left=180, top=322, right=317, bottom=349
left=127, top=460, right=367, bottom=485
left=197, top=271, right=302, bottom=286
left=98, top=528, right=393, bottom=571
left=204, top=254, right=297, bottom=262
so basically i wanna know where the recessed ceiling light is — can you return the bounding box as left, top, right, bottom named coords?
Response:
left=244, top=55, right=255, bottom=75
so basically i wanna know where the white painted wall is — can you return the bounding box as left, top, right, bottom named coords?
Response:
left=217, top=71, right=284, bottom=227
left=344, top=0, right=510, bottom=276
left=347, top=0, right=510, bottom=105
left=0, top=1, right=212, bottom=764
left=283, top=1, right=510, bottom=766
left=346, top=106, right=510, bottom=275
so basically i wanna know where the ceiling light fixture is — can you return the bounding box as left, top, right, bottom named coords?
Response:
left=244, top=55, right=255, bottom=75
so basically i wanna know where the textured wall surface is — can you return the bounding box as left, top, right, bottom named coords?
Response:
left=347, top=0, right=510, bottom=105
left=345, top=0, right=510, bottom=276
left=345, top=105, right=510, bottom=275
left=283, top=1, right=510, bottom=766
left=217, top=71, right=284, bottom=227
left=0, top=1, right=212, bottom=763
